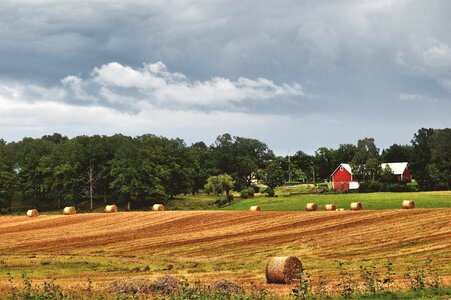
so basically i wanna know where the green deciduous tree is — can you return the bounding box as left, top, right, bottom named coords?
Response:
left=263, top=158, right=285, bottom=195
left=204, top=174, right=234, bottom=197
left=351, top=138, right=380, bottom=181
left=381, top=144, right=412, bottom=163
left=212, top=134, right=274, bottom=190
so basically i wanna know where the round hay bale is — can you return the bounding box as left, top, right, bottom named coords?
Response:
left=26, top=209, right=39, bottom=217
left=325, top=204, right=336, bottom=211
left=402, top=200, right=415, bottom=209
left=250, top=205, right=261, bottom=211
left=152, top=204, right=165, bottom=211
left=104, top=204, right=118, bottom=213
left=265, top=256, right=302, bottom=284
left=350, top=202, right=363, bottom=210
left=305, top=203, right=318, bottom=211
left=63, top=206, right=76, bottom=215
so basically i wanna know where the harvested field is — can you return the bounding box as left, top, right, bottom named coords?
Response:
left=0, top=209, right=450, bottom=295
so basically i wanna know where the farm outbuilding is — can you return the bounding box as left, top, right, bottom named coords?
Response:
left=380, top=162, right=412, bottom=182
left=331, top=162, right=412, bottom=190
left=330, top=163, right=360, bottom=190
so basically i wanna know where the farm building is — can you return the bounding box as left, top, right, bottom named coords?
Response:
left=330, top=163, right=360, bottom=190
left=331, top=162, right=412, bottom=190
left=380, top=162, right=412, bottom=182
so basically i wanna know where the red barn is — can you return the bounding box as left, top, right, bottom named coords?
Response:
left=380, top=162, right=412, bottom=182
left=331, top=162, right=412, bottom=191
left=331, top=163, right=360, bottom=190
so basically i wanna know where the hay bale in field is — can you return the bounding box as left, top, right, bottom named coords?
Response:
left=149, top=275, right=182, bottom=295
left=63, top=206, right=76, bottom=215
left=325, top=204, right=336, bottom=211
left=152, top=204, right=165, bottom=211
left=105, top=278, right=152, bottom=294
left=265, top=256, right=303, bottom=284
left=211, top=279, right=244, bottom=295
left=250, top=205, right=261, bottom=211
left=104, top=204, right=118, bottom=213
left=402, top=200, right=415, bottom=209
left=350, top=202, right=363, bottom=210
left=26, top=209, right=39, bottom=217
left=305, top=203, right=318, bottom=211
left=337, top=208, right=345, bottom=211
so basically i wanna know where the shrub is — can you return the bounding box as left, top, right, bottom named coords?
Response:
left=316, top=183, right=329, bottom=192
left=266, top=188, right=275, bottom=197
left=387, top=183, right=410, bottom=192
left=359, top=180, right=384, bottom=193
left=406, top=182, right=418, bottom=192
left=227, top=194, right=234, bottom=202
left=240, top=188, right=254, bottom=199
left=252, top=185, right=260, bottom=193
left=259, top=185, right=268, bottom=194
left=240, top=189, right=250, bottom=199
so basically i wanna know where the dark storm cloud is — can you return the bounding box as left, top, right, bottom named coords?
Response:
left=0, top=0, right=450, bottom=152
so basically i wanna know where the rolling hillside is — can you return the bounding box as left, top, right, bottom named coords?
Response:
left=0, top=209, right=450, bottom=295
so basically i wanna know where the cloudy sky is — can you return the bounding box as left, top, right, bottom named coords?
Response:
left=1, top=0, right=450, bottom=154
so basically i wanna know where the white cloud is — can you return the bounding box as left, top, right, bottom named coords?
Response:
left=1, top=61, right=303, bottom=110
left=423, top=39, right=451, bottom=67
left=398, top=93, right=438, bottom=103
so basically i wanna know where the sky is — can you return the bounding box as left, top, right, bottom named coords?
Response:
left=0, top=0, right=450, bottom=154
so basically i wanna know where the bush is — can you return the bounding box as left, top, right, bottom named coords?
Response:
left=359, top=180, right=384, bottom=193
left=240, top=190, right=249, bottom=199
left=259, top=185, right=268, bottom=194
left=266, top=188, right=275, bottom=197
left=406, top=182, right=418, bottom=192
left=227, top=194, right=234, bottom=202
left=240, top=188, right=254, bottom=199
left=316, top=183, right=329, bottom=192
left=252, top=185, right=260, bottom=193
left=211, top=195, right=233, bottom=207
left=387, top=183, right=410, bottom=192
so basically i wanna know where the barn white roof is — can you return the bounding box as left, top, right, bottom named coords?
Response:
left=340, top=163, right=353, bottom=174
left=331, top=163, right=353, bottom=176
left=332, top=162, right=409, bottom=177
left=380, top=162, right=408, bottom=175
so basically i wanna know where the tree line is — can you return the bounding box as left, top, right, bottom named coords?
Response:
left=0, top=128, right=449, bottom=212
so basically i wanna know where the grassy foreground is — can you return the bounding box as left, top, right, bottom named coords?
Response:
left=221, top=191, right=451, bottom=211
left=164, top=190, right=451, bottom=211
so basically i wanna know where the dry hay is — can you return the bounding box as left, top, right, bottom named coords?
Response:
left=250, top=205, right=261, bottom=211
left=325, top=204, right=336, bottom=211
left=265, top=256, right=303, bottom=284
left=402, top=200, right=415, bottom=209
left=63, top=206, right=76, bottom=215
left=148, top=275, right=181, bottom=295
left=105, top=278, right=152, bottom=294
left=350, top=202, right=363, bottom=210
left=305, top=203, right=318, bottom=211
left=26, top=209, right=39, bottom=217
left=104, top=205, right=118, bottom=213
left=211, top=279, right=244, bottom=295
left=152, top=204, right=165, bottom=211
